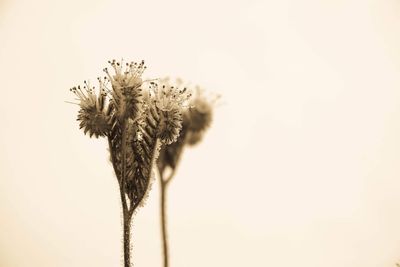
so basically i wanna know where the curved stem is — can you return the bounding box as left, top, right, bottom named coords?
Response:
left=164, top=169, right=176, bottom=185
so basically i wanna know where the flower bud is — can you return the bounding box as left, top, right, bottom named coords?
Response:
left=147, top=81, right=191, bottom=145
left=70, top=81, right=111, bottom=138
left=78, top=105, right=111, bottom=138
left=104, top=59, right=145, bottom=121
left=184, top=87, right=219, bottom=145
left=157, top=108, right=183, bottom=145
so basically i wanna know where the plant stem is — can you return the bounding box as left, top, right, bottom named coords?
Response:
left=121, top=120, right=128, bottom=211
left=123, top=212, right=132, bottom=267
left=121, top=119, right=131, bottom=267
left=160, top=174, right=169, bottom=267
left=108, top=134, right=132, bottom=266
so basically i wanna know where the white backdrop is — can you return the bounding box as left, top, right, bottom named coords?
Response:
left=1, top=0, right=400, bottom=266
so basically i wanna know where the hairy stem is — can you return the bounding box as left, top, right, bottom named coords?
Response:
left=123, top=212, right=132, bottom=267
left=120, top=119, right=131, bottom=267
left=121, top=120, right=128, bottom=211
left=108, top=135, right=131, bottom=266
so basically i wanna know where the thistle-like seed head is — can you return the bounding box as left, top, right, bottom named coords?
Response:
left=104, top=59, right=145, bottom=121
left=70, top=80, right=111, bottom=138
left=145, top=80, right=191, bottom=145
left=157, top=108, right=184, bottom=145
left=184, top=87, right=219, bottom=145
left=156, top=81, right=220, bottom=178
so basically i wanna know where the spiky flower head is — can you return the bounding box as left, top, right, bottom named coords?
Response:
left=184, top=87, right=219, bottom=145
left=103, top=59, right=145, bottom=121
left=70, top=81, right=111, bottom=138
left=143, top=80, right=191, bottom=145
left=157, top=81, right=219, bottom=179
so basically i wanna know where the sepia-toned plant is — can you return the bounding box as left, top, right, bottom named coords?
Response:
left=70, top=60, right=190, bottom=267
left=157, top=79, right=220, bottom=267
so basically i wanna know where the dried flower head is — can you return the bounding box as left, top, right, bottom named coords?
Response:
left=143, top=81, right=191, bottom=145
left=184, top=87, right=219, bottom=145
left=155, top=82, right=219, bottom=267
left=104, top=59, right=145, bottom=121
left=157, top=80, right=219, bottom=174
left=69, top=60, right=198, bottom=267
left=70, top=81, right=111, bottom=138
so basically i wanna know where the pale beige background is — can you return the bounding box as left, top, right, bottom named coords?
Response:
left=1, top=0, right=400, bottom=266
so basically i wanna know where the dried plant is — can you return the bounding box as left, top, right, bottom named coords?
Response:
left=69, top=60, right=190, bottom=267
left=157, top=80, right=219, bottom=267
